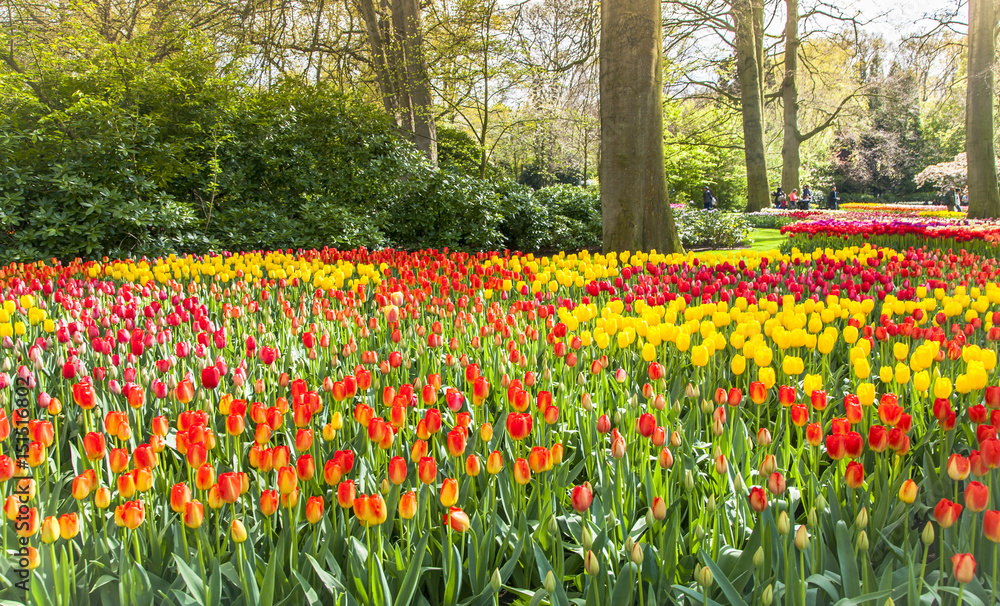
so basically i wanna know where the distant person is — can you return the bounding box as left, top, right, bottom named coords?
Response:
left=773, top=187, right=786, bottom=209
left=788, top=189, right=799, bottom=209
left=961, top=191, right=969, bottom=208
left=827, top=185, right=840, bottom=210
left=801, top=185, right=812, bottom=210
left=703, top=186, right=717, bottom=210
left=945, top=187, right=959, bottom=212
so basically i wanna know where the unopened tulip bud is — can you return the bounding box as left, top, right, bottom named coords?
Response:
left=884, top=598, right=895, bottom=606
left=695, top=523, right=705, bottom=542
left=583, top=526, right=594, bottom=550
left=706, top=495, right=716, bottom=515
left=753, top=547, right=764, bottom=568
left=645, top=510, right=655, bottom=527
left=696, top=564, right=713, bottom=588
left=922, top=521, right=935, bottom=545
left=856, top=507, right=868, bottom=529
left=547, top=516, right=558, bottom=538
left=777, top=511, right=790, bottom=535
left=701, top=399, right=713, bottom=414
left=631, top=542, right=644, bottom=565
left=491, top=569, right=502, bottom=593
left=684, top=470, right=695, bottom=492
left=815, top=493, right=828, bottom=511
left=761, top=584, right=773, bottom=606
left=584, top=550, right=600, bottom=575
left=857, top=530, right=869, bottom=552
left=807, top=508, right=817, bottom=528
left=381, top=478, right=390, bottom=495
left=795, top=525, right=809, bottom=550
left=577, top=372, right=586, bottom=386
left=544, top=571, right=556, bottom=594
left=734, top=473, right=745, bottom=493
left=232, top=519, right=248, bottom=543
left=686, top=383, right=699, bottom=399
left=672, top=400, right=682, bottom=415
left=613, top=411, right=621, bottom=426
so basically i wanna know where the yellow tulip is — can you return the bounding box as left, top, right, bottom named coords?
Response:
left=857, top=382, right=875, bottom=406
left=731, top=354, right=747, bottom=376
left=933, top=377, right=952, bottom=399
left=759, top=367, right=776, bottom=390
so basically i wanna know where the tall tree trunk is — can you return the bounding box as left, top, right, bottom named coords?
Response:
left=600, top=0, right=683, bottom=254
left=732, top=0, right=770, bottom=212
left=357, top=0, right=402, bottom=122
left=966, top=0, right=1000, bottom=219
left=399, top=0, right=438, bottom=164
left=357, top=0, right=438, bottom=164
left=780, top=0, right=800, bottom=193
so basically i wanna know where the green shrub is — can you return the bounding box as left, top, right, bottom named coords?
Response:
left=436, top=126, right=482, bottom=176
left=674, top=208, right=752, bottom=249
left=745, top=213, right=800, bottom=229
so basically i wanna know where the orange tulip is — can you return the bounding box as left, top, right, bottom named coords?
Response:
left=260, top=489, right=279, bottom=516
left=487, top=451, right=503, bottom=475
left=72, top=382, right=96, bottom=410
left=952, top=553, right=976, bottom=584
left=399, top=491, right=418, bottom=520
left=967, top=481, right=990, bottom=512
left=571, top=483, right=593, bottom=512
left=337, top=480, right=356, bottom=509
left=306, top=496, right=324, bottom=524
left=59, top=513, right=79, bottom=539
left=183, top=501, right=205, bottom=529
left=444, top=507, right=471, bottom=532
left=277, top=466, right=298, bottom=494
left=418, top=457, right=437, bottom=484
left=440, top=478, right=459, bottom=507
left=513, top=458, right=531, bottom=485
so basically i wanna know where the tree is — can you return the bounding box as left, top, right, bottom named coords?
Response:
left=357, top=0, right=438, bottom=163
left=779, top=0, right=862, bottom=194
left=599, top=0, right=682, bottom=253
left=731, top=0, right=770, bottom=211
left=965, top=0, right=1000, bottom=218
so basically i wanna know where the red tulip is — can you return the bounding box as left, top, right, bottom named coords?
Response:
left=935, top=498, right=963, bottom=528
left=952, top=553, right=976, bottom=584
left=571, top=483, right=593, bottom=512
left=749, top=487, right=768, bottom=512
left=966, top=481, right=990, bottom=512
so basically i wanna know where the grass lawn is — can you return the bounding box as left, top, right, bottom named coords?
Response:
left=701, top=228, right=787, bottom=255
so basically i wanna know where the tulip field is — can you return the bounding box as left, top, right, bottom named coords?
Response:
left=3, top=242, right=1000, bottom=605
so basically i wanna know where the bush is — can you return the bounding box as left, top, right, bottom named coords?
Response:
left=745, top=213, right=800, bottom=229
left=436, top=126, right=482, bottom=176
left=674, top=208, right=752, bottom=249
left=0, top=76, right=200, bottom=262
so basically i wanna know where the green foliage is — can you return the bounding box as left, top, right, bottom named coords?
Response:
left=663, top=102, right=748, bottom=211
left=498, top=185, right=602, bottom=252
left=384, top=171, right=509, bottom=251
left=208, top=81, right=415, bottom=252
left=745, top=213, right=800, bottom=229
left=436, top=125, right=482, bottom=176
left=674, top=208, right=753, bottom=249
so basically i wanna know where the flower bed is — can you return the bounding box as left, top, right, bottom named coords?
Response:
left=1, top=245, right=1000, bottom=604
left=782, top=217, right=1000, bottom=256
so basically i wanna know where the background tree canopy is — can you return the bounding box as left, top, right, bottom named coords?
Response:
left=0, top=0, right=997, bottom=261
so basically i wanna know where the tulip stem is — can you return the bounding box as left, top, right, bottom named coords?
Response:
left=992, top=543, right=998, bottom=606
left=957, top=584, right=964, bottom=606
left=50, top=542, right=60, bottom=605
left=196, top=529, right=209, bottom=604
